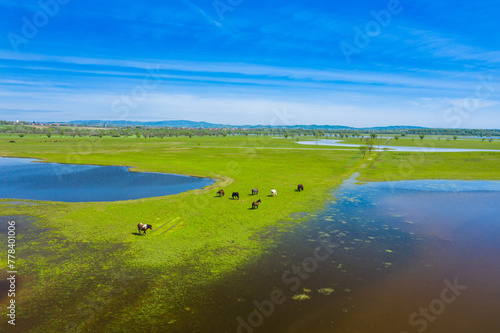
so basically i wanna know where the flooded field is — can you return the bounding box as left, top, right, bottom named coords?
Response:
left=298, top=139, right=500, bottom=153
left=190, top=176, right=500, bottom=332
left=1, top=176, right=499, bottom=332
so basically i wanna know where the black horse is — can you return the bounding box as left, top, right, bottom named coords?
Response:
left=252, top=188, right=259, bottom=195
left=252, top=199, right=261, bottom=209
left=297, top=184, right=304, bottom=192
left=232, top=192, right=240, bottom=200
left=138, top=223, right=153, bottom=235
left=217, top=189, right=225, bottom=197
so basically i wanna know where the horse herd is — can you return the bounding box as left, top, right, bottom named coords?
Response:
left=137, top=184, right=304, bottom=235
left=216, top=184, right=304, bottom=210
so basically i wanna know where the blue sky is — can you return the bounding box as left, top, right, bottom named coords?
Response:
left=0, top=0, right=499, bottom=127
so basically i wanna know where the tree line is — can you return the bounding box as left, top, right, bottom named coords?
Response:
left=1, top=121, right=499, bottom=139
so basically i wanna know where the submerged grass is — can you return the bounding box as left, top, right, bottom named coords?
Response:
left=1, top=134, right=500, bottom=331
left=0, top=135, right=361, bottom=331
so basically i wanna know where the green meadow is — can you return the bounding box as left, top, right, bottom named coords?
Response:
left=336, top=135, right=500, bottom=149
left=1, top=134, right=500, bottom=332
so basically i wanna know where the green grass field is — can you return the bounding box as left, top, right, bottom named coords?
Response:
left=338, top=135, right=500, bottom=149
left=1, top=134, right=500, bottom=332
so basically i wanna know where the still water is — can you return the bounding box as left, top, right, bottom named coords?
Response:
left=199, top=175, right=500, bottom=333
left=0, top=157, right=214, bottom=202
left=298, top=139, right=500, bottom=152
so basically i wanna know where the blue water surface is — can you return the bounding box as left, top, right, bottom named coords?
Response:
left=0, top=157, right=214, bottom=202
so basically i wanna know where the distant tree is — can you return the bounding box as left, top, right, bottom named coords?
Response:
left=46, top=128, right=53, bottom=138
left=366, top=139, right=375, bottom=153
left=370, top=132, right=377, bottom=139
left=488, top=138, right=494, bottom=143
left=419, top=134, right=425, bottom=140
left=453, top=135, right=458, bottom=141
left=394, top=135, right=400, bottom=140
left=359, top=145, right=368, bottom=158
left=135, top=131, right=141, bottom=139
left=401, top=132, right=406, bottom=137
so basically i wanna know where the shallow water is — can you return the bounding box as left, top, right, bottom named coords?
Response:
left=0, top=157, right=214, bottom=202
left=195, top=176, right=500, bottom=332
left=297, top=139, right=500, bottom=152
left=2, top=175, right=500, bottom=332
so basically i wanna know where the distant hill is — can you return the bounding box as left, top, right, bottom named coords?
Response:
left=65, top=120, right=426, bottom=131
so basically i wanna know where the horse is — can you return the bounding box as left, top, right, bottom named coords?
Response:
left=252, top=199, right=261, bottom=209
left=271, top=189, right=277, bottom=196
left=297, top=184, right=304, bottom=191
left=137, top=223, right=153, bottom=235
left=232, top=192, right=240, bottom=200
left=252, top=188, right=259, bottom=195
left=217, top=189, right=225, bottom=197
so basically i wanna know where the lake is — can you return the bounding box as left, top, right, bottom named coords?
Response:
left=195, top=175, right=500, bottom=332
left=0, top=157, right=214, bottom=202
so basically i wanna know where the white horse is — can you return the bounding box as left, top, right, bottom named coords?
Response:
left=271, top=189, right=277, bottom=196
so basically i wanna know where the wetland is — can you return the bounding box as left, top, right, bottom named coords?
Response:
left=1, top=134, right=500, bottom=332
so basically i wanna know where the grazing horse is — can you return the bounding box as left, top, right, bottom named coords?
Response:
left=297, top=184, right=304, bottom=192
left=252, top=199, right=261, bottom=209
left=232, top=192, right=240, bottom=200
left=271, top=189, right=277, bottom=196
left=217, top=189, right=225, bottom=197
left=137, top=223, right=153, bottom=235
left=252, top=188, right=259, bottom=195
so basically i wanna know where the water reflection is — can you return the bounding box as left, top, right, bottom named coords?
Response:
left=284, top=177, right=500, bottom=333
left=0, top=157, right=214, bottom=202
left=298, top=139, right=500, bottom=152
left=199, top=176, right=500, bottom=332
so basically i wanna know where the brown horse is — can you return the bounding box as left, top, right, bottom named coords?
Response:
left=232, top=192, right=240, bottom=200
left=137, top=223, right=153, bottom=235
left=297, top=184, right=304, bottom=191
left=217, top=189, right=225, bottom=197
left=252, top=199, right=261, bottom=209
